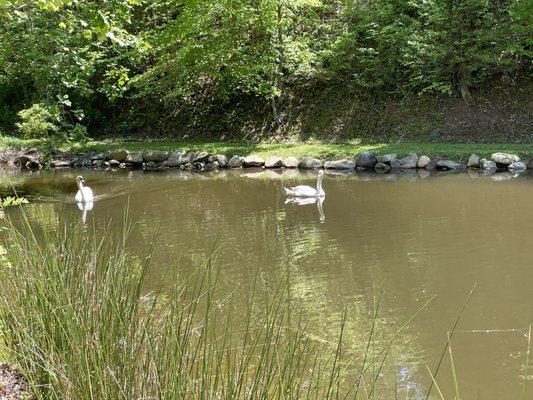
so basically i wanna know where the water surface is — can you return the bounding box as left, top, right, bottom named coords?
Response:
left=2, top=168, right=533, bottom=399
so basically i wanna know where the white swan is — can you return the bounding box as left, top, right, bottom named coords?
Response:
left=75, top=176, right=94, bottom=203
left=284, top=170, right=325, bottom=197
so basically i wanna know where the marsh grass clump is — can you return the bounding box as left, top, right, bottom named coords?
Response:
left=2, top=216, right=528, bottom=399
left=0, top=219, right=352, bottom=399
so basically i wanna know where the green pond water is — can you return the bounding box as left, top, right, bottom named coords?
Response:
left=2, top=167, right=533, bottom=399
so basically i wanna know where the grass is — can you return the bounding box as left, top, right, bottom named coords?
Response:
left=1, top=135, right=532, bottom=161
left=0, top=215, right=438, bottom=399
left=0, top=214, right=531, bottom=399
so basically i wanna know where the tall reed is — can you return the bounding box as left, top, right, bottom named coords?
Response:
left=2, top=216, right=521, bottom=399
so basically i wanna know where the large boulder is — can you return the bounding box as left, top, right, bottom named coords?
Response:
left=216, top=154, right=228, bottom=168
left=374, top=162, right=391, bottom=173
left=106, top=149, right=129, bottom=162
left=50, top=160, right=71, bottom=168
left=467, top=154, right=480, bottom=168
left=242, top=155, right=265, bottom=167
left=265, top=156, right=283, bottom=168
left=417, top=155, right=431, bottom=168
left=399, top=153, right=418, bottom=169
left=508, top=161, right=526, bottom=172
left=298, top=156, right=322, bottom=169
left=324, top=159, right=356, bottom=170
left=19, top=154, right=41, bottom=170
left=143, top=150, right=170, bottom=163
left=376, top=153, right=397, bottom=164
left=436, top=159, right=465, bottom=170
left=356, top=151, right=377, bottom=169
left=228, top=155, right=243, bottom=168
left=283, top=156, right=299, bottom=168
left=491, top=152, right=520, bottom=165
left=206, top=161, right=220, bottom=171
left=126, top=151, right=143, bottom=165
left=193, top=151, right=210, bottom=163
left=480, top=158, right=497, bottom=171
left=165, top=150, right=186, bottom=167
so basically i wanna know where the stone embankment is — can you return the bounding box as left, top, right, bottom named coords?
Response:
left=2, top=148, right=533, bottom=174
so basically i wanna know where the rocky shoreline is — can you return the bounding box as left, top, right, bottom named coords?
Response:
left=2, top=147, right=532, bottom=174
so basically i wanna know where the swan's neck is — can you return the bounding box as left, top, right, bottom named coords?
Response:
left=316, top=174, right=323, bottom=193
left=77, top=181, right=84, bottom=191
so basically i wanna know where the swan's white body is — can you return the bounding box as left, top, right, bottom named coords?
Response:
left=284, top=170, right=325, bottom=197
left=75, top=176, right=94, bottom=203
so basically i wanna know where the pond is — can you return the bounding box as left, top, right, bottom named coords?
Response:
left=2, top=167, right=533, bottom=399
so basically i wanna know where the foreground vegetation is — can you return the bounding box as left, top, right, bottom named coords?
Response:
left=2, top=216, right=529, bottom=399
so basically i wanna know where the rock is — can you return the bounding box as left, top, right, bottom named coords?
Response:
left=376, top=153, right=397, bottom=164
left=228, top=155, right=243, bottom=168
left=356, top=151, right=377, bottom=169
left=193, top=151, right=210, bottom=163
left=143, top=162, right=166, bottom=171
left=324, top=159, right=355, bottom=170
left=398, top=153, right=418, bottom=169
left=417, top=155, right=431, bottom=168
left=480, top=158, right=497, bottom=171
left=106, top=149, right=129, bottom=162
left=180, top=151, right=196, bottom=164
left=298, top=156, right=322, bottom=169
left=143, top=150, right=170, bottom=163
left=206, top=161, right=220, bottom=171
left=242, top=155, right=264, bottom=167
left=119, top=163, right=127, bottom=169
left=390, top=159, right=401, bottom=170
left=436, top=159, right=465, bottom=170
left=181, top=163, right=194, bottom=171
left=264, top=155, right=283, bottom=168
left=81, top=159, right=93, bottom=168
left=283, top=156, right=299, bottom=168
left=165, top=150, right=185, bottom=167
left=467, top=154, right=480, bottom=168
left=90, top=152, right=105, bottom=161
left=508, top=161, right=526, bottom=171
left=491, top=152, right=520, bottom=165
left=18, top=154, right=37, bottom=166
left=50, top=160, right=71, bottom=168
left=126, top=151, right=143, bottom=165
left=25, top=159, right=42, bottom=170
left=528, top=159, right=533, bottom=170
left=216, top=154, right=228, bottom=168
left=109, top=159, right=120, bottom=167
left=374, top=162, right=391, bottom=173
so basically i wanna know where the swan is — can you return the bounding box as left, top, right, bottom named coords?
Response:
left=75, top=176, right=94, bottom=203
left=284, top=170, right=325, bottom=197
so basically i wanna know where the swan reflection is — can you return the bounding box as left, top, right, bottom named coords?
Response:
left=77, top=201, right=93, bottom=224
left=285, top=196, right=325, bottom=222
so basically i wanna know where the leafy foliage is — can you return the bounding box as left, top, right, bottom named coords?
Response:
left=0, top=0, right=531, bottom=136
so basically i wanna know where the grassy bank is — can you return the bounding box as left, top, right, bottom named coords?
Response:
left=0, top=136, right=531, bottom=161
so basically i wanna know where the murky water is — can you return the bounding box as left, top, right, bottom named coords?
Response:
left=2, top=167, right=533, bottom=399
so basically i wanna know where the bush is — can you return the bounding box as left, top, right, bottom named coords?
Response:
left=16, top=103, right=59, bottom=139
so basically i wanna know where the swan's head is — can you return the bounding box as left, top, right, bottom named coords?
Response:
left=76, top=175, right=85, bottom=184
left=318, top=170, right=324, bottom=176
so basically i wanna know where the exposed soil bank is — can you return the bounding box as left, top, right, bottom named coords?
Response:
left=136, top=82, right=533, bottom=143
